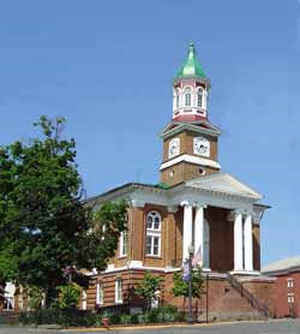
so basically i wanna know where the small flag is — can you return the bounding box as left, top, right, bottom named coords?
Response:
left=192, top=245, right=202, bottom=267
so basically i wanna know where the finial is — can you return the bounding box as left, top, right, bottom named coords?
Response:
left=188, top=41, right=195, bottom=52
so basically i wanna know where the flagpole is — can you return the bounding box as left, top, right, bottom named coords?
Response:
left=188, top=245, right=194, bottom=324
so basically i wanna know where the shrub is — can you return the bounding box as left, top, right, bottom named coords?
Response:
left=109, top=313, right=121, bottom=325
left=130, top=314, right=139, bottom=324
left=120, top=314, right=131, bottom=324
left=56, top=283, right=81, bottom=309
left=175, top=311, right=186, bottom=322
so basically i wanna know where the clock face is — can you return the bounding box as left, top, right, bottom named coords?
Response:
left=193, top=137, right=210, bottom=157
left=168, top=138, right=180, bottom=159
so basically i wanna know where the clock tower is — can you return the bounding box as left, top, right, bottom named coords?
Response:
left=160, top=43, right=221, bottom=186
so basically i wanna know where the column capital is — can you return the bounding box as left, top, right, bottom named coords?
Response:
left=234, top=208, right=245, bottom=215
left=180, top=200, right=192, bottom=207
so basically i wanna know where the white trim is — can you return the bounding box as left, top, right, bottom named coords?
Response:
left=115, top=279, right=123, bottom=304
left=119, top=231, right=127, bottom=257
left=96, top=283, right=104, bottom=305
left=237, top=275, right=276, bottom=282
left=160, top=154, right=221, bottom=171
left=82, top=290, right=87, bottom=310
left=229, top=270, right=261, bottom=276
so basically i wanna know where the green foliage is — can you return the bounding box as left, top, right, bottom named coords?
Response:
left=172, top=266, right=204, bottom=299
left=56, top=283, right=81, bottom=309
left=0, top=116, right=128, bottom=306
left=19, top=309, right=101, bottom=328
left=0, top=242, right=18, bottom=284
left=27, top=286, right=45, bottom=311
left=18, top=305, right=185, bottom=327
left=135, top=271, right=163, bottom=311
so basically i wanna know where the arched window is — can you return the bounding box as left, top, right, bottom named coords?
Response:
left=197, top=88, right=204, bottom=108
left=184, top=88, right=192, bottom=106
left=176, top=93, right=180, bottom=108
left=146, top=211, right=161, bottom=256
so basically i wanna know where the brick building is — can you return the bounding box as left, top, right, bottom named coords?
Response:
left=263, top=257, right=300, bottom=318
left=83, top=43, right=275, bottom=320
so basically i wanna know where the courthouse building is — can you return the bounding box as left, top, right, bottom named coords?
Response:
left=84, top=43, right=275, bottom=320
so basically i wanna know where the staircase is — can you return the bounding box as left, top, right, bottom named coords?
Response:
left=226, top=273, right=272, bottom=318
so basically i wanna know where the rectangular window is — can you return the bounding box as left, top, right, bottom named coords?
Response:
left=288, top=293, right=295, bottom=303
left=115, top=279, right=123, bottom=304
left=82, top=290, right=87, bottom=310
left=96, top=283, right=104, bottom=305
left=120, top=231, right=128, bottom=257
left=287, top=279, right=294, bottom=288
left=146, top=235, right=161, bottom=256
left=153, top=237, right=159, bottom=255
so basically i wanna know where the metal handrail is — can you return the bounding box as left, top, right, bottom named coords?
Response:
left=226, top=273, right=272, bottom=318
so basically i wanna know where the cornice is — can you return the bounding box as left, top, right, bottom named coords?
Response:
left=160, top=122, right=220, bottom=140
left=160, top=154, right=221, bottom=171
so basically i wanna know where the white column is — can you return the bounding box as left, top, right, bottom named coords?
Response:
left=194, top=204, right=208, bottom=268
left=244, top=214, right=254, bottom=271
left=181, top=201, right=193, bottom=263
left=234, top=211, right=243, bottom=271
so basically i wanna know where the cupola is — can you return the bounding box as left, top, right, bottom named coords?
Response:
left=172, top=43, right=210, bottom=122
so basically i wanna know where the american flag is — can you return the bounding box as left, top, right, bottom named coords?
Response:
left=192, top=245, right=202, bottom=267
left=183, top=259, right=190, bottom=282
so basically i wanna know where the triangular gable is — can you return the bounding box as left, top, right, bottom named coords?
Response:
left=185, top=173, right=263, bottom=200
left=160, top=120, right=221, bottom=138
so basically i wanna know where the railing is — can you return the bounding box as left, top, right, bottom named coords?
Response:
left=226, top=273, right=272, bottom=318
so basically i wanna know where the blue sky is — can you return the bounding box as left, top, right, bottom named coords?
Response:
left=0, top=1, right=299, bottom=266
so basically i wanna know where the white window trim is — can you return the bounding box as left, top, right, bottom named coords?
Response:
left=119, top=231, right=127, bottom=257
left=288, top=293, right=295, bottom=304
left=287, top=279, right=294, bottom=288
left=146, top=211, right=162, bottom=257
left=96, top=283, right=104, bottom=305
left=146, top=232, right=162, bottom=257
left=82, top=290, right=87, bottom=310
left=115, top=279, right=123, bottom=304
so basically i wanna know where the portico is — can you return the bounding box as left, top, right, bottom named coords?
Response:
left=177, top=172, right=265, bottom=275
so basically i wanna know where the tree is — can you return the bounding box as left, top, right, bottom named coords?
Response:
left=135, top=272, right=163, bottom=311
left=0, top=116, right=128, bottom=306
left=172, top=266, right=204, bottom=300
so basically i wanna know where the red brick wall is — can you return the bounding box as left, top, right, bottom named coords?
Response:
left=206, top=207, right=234, bottom=272
left=88, top=270, right=274, bottom=321
left=271, top=271, right=300, bottom=318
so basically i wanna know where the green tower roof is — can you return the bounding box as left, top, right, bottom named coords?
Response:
left=175, top=42, right=206, bottom=79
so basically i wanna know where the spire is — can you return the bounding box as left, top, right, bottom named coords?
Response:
left=175, top=42, right=206, bottom=79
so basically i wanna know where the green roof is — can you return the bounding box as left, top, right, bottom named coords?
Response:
left=175, top=42, right=206, bottom=79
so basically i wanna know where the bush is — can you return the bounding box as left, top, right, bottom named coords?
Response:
left=175, top=311, right=186, bottom=322
left=18, top=309, right=100, bottom=328
left=147, top=309, right=159, bottom=323
left=109, top=313, right=121, bottom=325
left=56, top=284, right=81, bottom=309
left=120, top=314, right=131, bottom=324
left=130, top=314, right=139, bottom=324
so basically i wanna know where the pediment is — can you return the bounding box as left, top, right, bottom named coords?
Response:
left=185, top=173, right=263, bottom=200
left=160, top=120, right=221, bottom=139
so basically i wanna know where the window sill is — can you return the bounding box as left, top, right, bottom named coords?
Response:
left=145, top=255, right=162, bottom=259
left=117, top=255, right=127, bottom=259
